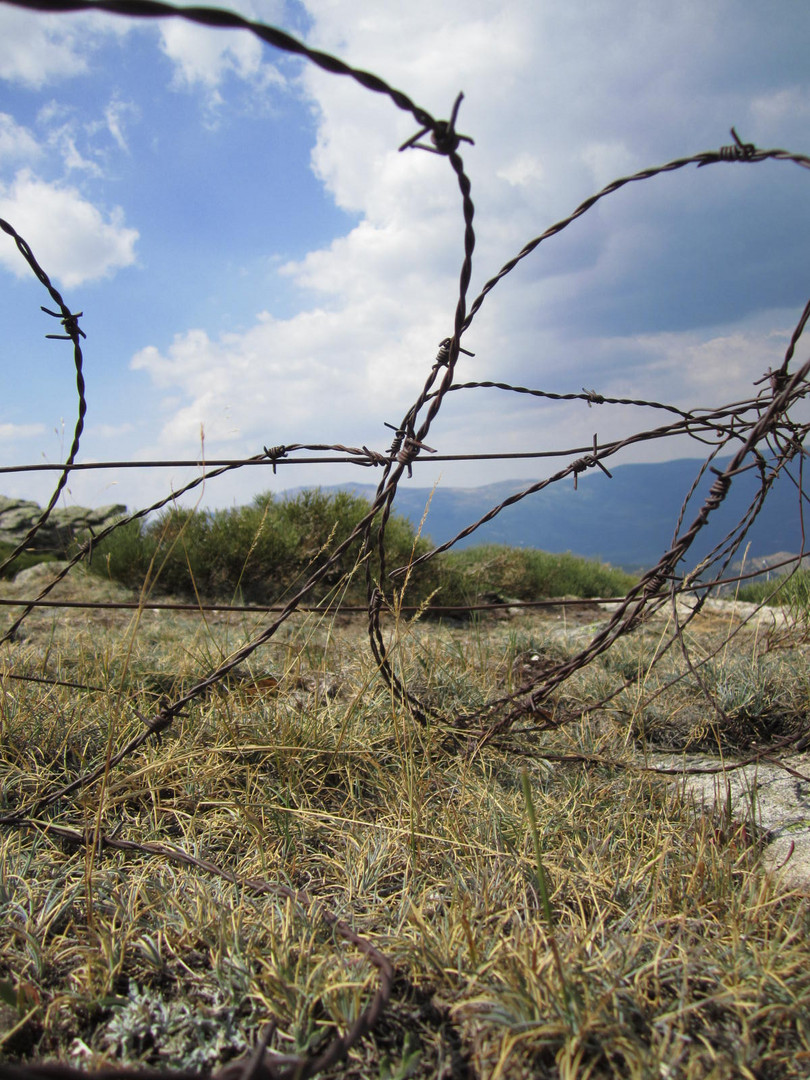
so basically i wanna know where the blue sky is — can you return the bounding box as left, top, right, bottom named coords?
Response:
left=0, top=0, right=808, bottom=515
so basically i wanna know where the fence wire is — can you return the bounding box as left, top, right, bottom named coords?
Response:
left=1, top=1, right=810, bottom=1077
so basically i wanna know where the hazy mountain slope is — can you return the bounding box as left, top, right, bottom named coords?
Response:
left=286, top=457, right=802, bottom=570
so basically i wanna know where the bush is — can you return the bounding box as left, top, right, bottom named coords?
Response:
left=90, top=518, right=151, bottom=590
left=90, top=497, right=636, bottom=610
left=0, top=541, right=56, bottom=580
left=437, top=544, right=636, bottom=607
left=91, top=490, right=438, bottom=606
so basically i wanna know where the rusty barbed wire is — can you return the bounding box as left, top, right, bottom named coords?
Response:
left=1, top=1, right=810, bottom=1077
left=0, top=218, right=87, bottom=579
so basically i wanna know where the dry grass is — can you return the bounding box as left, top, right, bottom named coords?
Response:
left=1, top=571, right=809, bottom=1079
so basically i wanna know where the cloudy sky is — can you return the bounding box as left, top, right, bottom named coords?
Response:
left=0, top=0, right=808, bottom=516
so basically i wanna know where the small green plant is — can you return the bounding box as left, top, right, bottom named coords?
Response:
left=99, top=981, right=251, bottom=1070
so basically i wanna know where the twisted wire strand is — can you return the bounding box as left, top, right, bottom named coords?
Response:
left=0, top=218, right=87, bottom=578
left=1, top=2, right=810, bottom=1072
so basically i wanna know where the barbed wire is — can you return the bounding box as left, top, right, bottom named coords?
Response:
left=1, top=1, right=809, bottom=1077
left=0, top=218, right=87, bottom=578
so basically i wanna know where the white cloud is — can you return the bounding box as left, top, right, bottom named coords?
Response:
left=35, top=97, right=138, bottom=175
left=579, top=141, right=639, bottom=188
left=0, top=0, right=289, bottom=103
left=497, top=153, right=544, bottom=189
left=631, top=322, right=796, bottom=402
left=0, top=113, right=41, bottom=165
left=0, top=6, right=133, bottom=88
left=750, top=86, right=810, bottom=139
left=0, top=170, right=138, bottom=288
left=0, top=7, right=88, bottom=87
left=122, top=0, right=810, bottom=497
left=156, top=1, right=288, bottom=114
left=91, top=422, right=134, bottom=439
left=103, top=97, right=136, bottom=154
left=0, top=422, right=46, bottom=441
left=161, top=20, right=260, bottom=91
left=130, top=300, right=446, bottom=456
left=54, top=130, right=103, bottom=177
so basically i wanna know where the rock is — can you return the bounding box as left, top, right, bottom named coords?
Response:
left=0, top=495, right=126, bottom=553
left=12, top=560, right=73, bottom=588
left=654, top=751, right=810, bottom=891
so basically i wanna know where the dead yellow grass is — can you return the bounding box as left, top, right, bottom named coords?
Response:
left=1, top=581, right=809, bottom=1079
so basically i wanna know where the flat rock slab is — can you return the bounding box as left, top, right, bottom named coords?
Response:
left=653, top=751, right=810, bottom=891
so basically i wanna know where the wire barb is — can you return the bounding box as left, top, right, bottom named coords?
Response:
left=41, top=305, right=86, bottom=340
left=384, top=422, right=436, bottom=477
left=360, top=445, right=389, bottom=466
left=399, top=92, right=474, bottom=155
left=572, top=434, right=613, bottom=489
left=433, top=337, right=475, bottom=367
left=754, top=366, right=788, bottom=395
left=719, top=126, right=757, bottom=161
left=263, top=444, right=288, bottom=473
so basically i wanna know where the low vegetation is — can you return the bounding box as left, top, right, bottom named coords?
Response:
left=87, top=490, right=636, bottom=611
left=737, top=565, right=810, bottom=612
left=437, top=544, right=636, bottom=607
left=89, top=489, right=433, bottom=606
left=1, top=518, right=809, bottom=1079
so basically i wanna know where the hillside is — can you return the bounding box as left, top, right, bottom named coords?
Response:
left=290, top=457, right=803, bottom=570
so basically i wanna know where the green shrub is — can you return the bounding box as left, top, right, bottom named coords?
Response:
left=737, top=567, right=810, bottom=614
left=90, top=490, right=437, bottom=606
left=437, top=544, right=635, bottom=607
left=525, top=548, right=636, bottom=598
left=90, top=497, right=636, bottom=610
left=90, top=518, right=151, bottom=590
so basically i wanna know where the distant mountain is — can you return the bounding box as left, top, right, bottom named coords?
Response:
left=285, top=457, right=804, bottom=571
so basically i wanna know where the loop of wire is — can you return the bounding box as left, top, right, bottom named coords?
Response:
left=1, top=4, right=810, bottom=1077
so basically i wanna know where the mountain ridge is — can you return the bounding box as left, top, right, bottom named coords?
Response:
left=285, top=456, right=802, bottom=571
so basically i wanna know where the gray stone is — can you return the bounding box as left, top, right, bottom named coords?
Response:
left=655, top=751, right=810, bottom=890
left=0, top=505, right=42, bottom=529
left=0, top=495, right=39, bottom=516
left=0, top=495, right=127, bottom=553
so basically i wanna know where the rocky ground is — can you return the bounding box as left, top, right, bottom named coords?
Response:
left=654, top=749, right=810, bottom=891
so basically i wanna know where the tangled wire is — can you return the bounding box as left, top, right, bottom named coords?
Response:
left=1, top=2, right=809, bottom=1076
